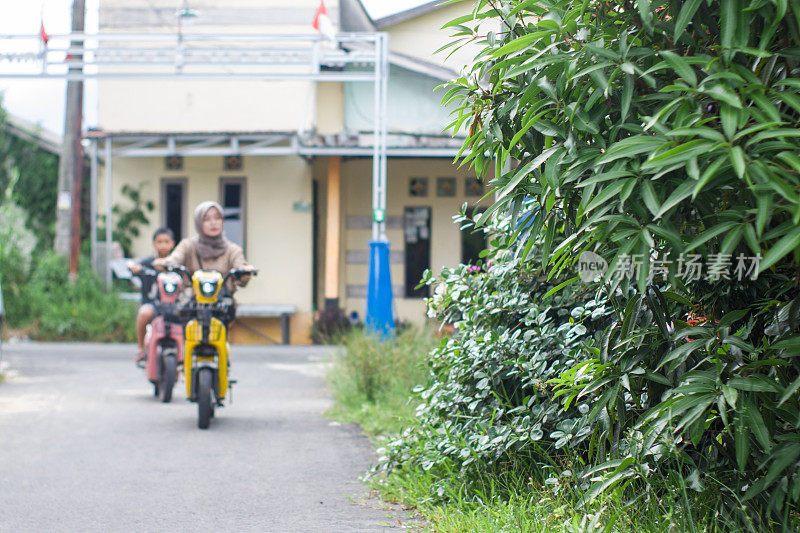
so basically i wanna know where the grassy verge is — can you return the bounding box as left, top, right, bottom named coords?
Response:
left=326, top=327, right=436, bottom=437
left=370, top=463, right=704, bottom=532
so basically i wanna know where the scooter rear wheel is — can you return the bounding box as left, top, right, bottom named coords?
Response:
left=160, top=354, right=177, bottom=403
left=197, top=368, right=213, bottom=429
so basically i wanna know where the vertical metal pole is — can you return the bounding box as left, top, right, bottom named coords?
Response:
left=105, top=138, right=113, bottom=289
left=90, top=139, right=98, bottom=274
left=378, top=33, right=389, bottom=240
left=371, top=34, right=381, bottom=241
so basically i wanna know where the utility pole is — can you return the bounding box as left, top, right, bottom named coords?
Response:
left=54, top=0, right=85, bottom=279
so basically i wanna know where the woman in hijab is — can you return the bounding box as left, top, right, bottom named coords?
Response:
left=154, top=200, right=255, bottom=288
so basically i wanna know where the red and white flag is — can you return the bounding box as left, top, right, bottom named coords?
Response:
left=312, top=0, right=336, bottom=41
left=39, top=19, right=49, bottom=46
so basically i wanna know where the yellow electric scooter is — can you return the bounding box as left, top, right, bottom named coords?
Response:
left=170, top=265, right=257, bottom=429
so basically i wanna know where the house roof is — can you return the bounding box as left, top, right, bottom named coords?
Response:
left=341, top=0, right=447, bottom=30
left=370, top=1, right=446, bottom=29
left=83, top=129, right=464, bottom=158
left=4, top=113, right=62, bottom=155
left=388, top=49, right=457, bottom=80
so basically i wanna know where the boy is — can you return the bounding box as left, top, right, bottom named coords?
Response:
left=128, top=227, right=176, bottom=364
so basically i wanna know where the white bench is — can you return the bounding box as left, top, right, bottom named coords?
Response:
left=235, top=304, right=298, bottom=345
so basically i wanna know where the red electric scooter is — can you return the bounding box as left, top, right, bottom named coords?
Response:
left=134, top=267, right=185, bottom=402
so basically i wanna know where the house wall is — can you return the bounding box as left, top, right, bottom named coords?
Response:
left=99, top=153, right=315, bottom=343
left=385, top=4, right=493, bottom=74
left=97, top=0, right=340, bottom=133
left=343, top=66, right=453, bottom=134
left=313, top=156, right=488, bottom=325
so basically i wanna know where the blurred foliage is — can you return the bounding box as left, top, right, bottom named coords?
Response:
left=20, top=252, right=136, bottom=342
left=99, top=183, right=155, bottom=257
left=0, top=97, right=62, bottom=250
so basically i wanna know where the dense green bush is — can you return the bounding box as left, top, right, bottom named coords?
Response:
left=380, top=254, right=603, bottom=472
left=380, top=0, right=800, bottom=529
left=2, top=250, right=136, bottom=342
left=0, top=192, right=38, bottom=322
left=22, top=252, right=136, bottom=342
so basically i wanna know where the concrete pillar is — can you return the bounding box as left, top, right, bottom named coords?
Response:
left=324, top=155, right=341, bottom=309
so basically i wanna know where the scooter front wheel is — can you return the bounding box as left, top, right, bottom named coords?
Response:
left=160, top=354, right=177, bottom=403
left=197, top=368, right=213, bottom=429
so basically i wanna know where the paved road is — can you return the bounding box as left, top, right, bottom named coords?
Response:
left=0, top=343, right=407, bottom=532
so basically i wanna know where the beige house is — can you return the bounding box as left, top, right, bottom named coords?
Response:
left=92, top=0, right=488, bottom=343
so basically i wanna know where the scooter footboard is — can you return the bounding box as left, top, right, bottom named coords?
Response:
left=184, top=317, right=228, bottom=400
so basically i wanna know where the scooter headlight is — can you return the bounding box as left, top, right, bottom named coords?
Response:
left=200, top=281, right=218, bottom=297
left=163, top=282, right=178, bottom=294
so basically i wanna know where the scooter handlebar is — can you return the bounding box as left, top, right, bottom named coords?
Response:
left=224, top=267, right=259, bottom=283
left=130, top=266, right=158, bottom=277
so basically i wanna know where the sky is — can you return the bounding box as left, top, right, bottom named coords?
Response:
left=0, top=0, right=433, bottom=138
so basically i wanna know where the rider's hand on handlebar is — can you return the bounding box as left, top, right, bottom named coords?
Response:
left=128, top=261, right=143, bottom=274
left=236, top=265, right=257, bottom=285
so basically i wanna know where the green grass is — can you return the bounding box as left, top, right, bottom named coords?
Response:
left=326, top=327, right=435, bottom=438
left=371, top=463, right=705, bottom=533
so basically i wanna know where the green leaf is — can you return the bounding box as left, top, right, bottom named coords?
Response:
left=755, top=192, right=771, bottom=237
left=761, top=443, right=800, bottom=491
left=636, top=0, right=653, bottom=29
left=496, top=147, right=560, bottom=201
left=721, top=0, right=737, bottom=51
left=692, top=155, right=727, bottom=199
left=720, top=104, right=738, bottom=140
left=658, top=339, right=705, bottom=371
left=642, top=140, right=715, bottom=170
left=745, top=400, right=772, bottom=452
left=736, top=411, right=750, bottom=470
left=640, top=180, right=661, bottom=216
left=584, top=181, right=628, bottom=213
left=742, top=223, right=760, bottom=254
left=490, top=32, right=551, bottom=57
left=721, top=384, right=738, bottom=408
left=598, top=136, right=665, bottom=164
left=704, top=84, right=742, bottom=108
left=721, top=225, right=743, bottom=255
left=661, top=51, right=697, bottom=87
left=718, top=309, right=747, bottom=327
left=776, top=90, right=800, bottom=115
left=747, top=128, right=800, bottom=145
left=685, top=221, right=739, bottom=251
left=579, top=170, right=634, bottom=187
left=759, top=225, right=800, bottom=272
left=728, top=376, right=781, bottom=393
left=674, top=0, right=702, bottom=40
left=730, top=145, right=746, bottom=179
left=542, top=276, right=580, bottom=299
left=655, top=181, right=695, bottom=219
left=621, top=75, right=634, bottom=122
left=778, top=375, right=800, bottom=407
left=776, top=151, right=800, bottom=175
left=772, top=336, right=800, bottom=352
